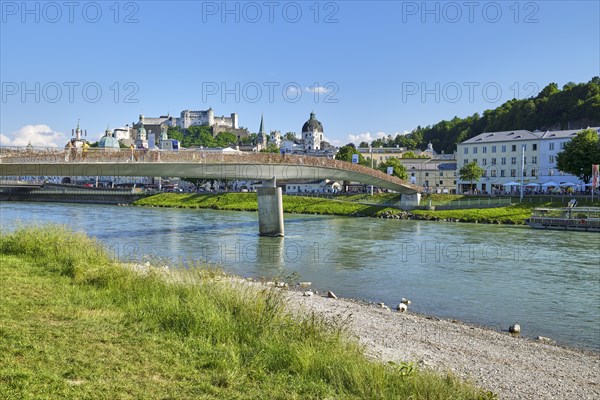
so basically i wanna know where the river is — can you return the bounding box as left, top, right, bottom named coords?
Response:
left=2, top=201, right=599, bottom=351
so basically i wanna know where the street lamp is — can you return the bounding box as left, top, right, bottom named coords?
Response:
left=519, top=144, right=525, bottom=202
left=369, top=145, right=374, bottom=196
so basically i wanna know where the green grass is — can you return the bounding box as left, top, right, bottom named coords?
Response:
left=134, top=193, right=394, bottom=217
left=0, top=225, right=495, bottom=399
left=414, top=200, right=600, bottom=224
left=412, top=203, right=535, bottom=224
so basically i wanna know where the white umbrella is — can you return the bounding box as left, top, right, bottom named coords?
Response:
left=583, top=183, right=594, bottom=187
left=525, top=182, right=540, bottom=187
left=559, top=182, right=578, bottom=187
left=541, top=181, right=559, bottom=187
left=502, top=181, right=521, bottom=186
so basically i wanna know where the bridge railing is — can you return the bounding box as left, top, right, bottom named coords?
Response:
left=0, top=147, right=420, bottom=192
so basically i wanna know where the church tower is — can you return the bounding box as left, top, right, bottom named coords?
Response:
left=257, top=114, right=267, bottom=149
left=301, top=112, right=324, bottom=151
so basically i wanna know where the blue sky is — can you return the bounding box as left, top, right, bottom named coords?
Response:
left=1, top=0, right=599, bottom=147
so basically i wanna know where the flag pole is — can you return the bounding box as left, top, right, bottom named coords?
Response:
left=520, top=145, right=525, bottom=202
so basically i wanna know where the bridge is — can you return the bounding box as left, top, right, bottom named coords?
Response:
left=0, top=147, right=422, bottom=236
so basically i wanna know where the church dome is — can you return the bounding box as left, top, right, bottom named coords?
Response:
left=302, top=112, right=323, bottom=133
left=98, top=135, right=120, bottom=149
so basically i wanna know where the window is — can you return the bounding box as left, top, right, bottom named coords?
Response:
left=549, top=155, right=555, bottom=163
left=482, top=170, right=487, bottom=177
left=511, top=169, right=517, bottom=177
left=511, top=157, right=517, bottom=165
left=531, top=169, right=537, bottom=177
left=560, top=142, right=566, bottom=149
left=482, top=159, right=487, bottom=165
left=532, top=144, right=537, bottom=151
left=439, top=180, right=443, bottom=185
left=464, top=147, right=469, bottom=154
left=501, top=157, right=506, bottom=165
left=523, top=144, right=527, bottom=151
left=464, top=159, right=468, bottom=165
left=511, top=145, right=517, bottom=152
left=500, top=170, right=506, bottom=177
left=491, top=170, right=497, bottom=177
left=549, top=143, right=555, bottom=150
left=491, top=158, right=497, bottom=165
left=492, top=145, right=497, bottom=153
left=532, top=156, right=537, bottom=164
left=439, top=172, right=443, bottom=176
left=501, top=145, right=506, bottom=152
left=549, top=169, right=554, bottom=176
left=523, top=170, right=527, bottom=177
left=482, top=146, right=487, bottom=153
left=473, top=147, right=478, bottom=154
left=524, top=157, right=527, bottom=164
left=425, top=172, right=429, bottom=177
left=473, top=159, right=477, bottom=164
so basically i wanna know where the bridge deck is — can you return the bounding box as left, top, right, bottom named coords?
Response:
left=0, top=148, right=421, bottom=194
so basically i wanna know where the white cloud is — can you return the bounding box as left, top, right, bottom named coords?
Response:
left=286, top=86, right=300, bottom=95
left=323, top=135, right=341, bottom=146
left=0, top=125, right=67, bottom=147
left=304, top=86, right=329, bottom=94
left=347, top=130, right=412, bottom=145
left=347, top=131, right=386, bottom=144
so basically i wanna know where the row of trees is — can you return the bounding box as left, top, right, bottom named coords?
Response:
left=167, top=126, right=238, bottom=148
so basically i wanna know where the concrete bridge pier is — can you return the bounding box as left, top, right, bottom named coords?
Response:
left=257, top=177, right=284, bottom=237
left=400, top=193, right=421, bottom=209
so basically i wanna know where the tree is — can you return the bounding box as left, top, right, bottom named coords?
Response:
left=260, top=143, right=280, bottom=153
left=213, top=132, right=237, bottom=147
left=239, top=133, right=258, bottom=145
left=378, top=157, right=408, bottom=180
left=556, top=128, right=600, bottom=183
left=167, top=126, right=184, bottom=144
left=459, top=161, right=484, bottom=192
left=284, top=132, right=297, bottom=141
left=336, top=144, right=369, bottom=166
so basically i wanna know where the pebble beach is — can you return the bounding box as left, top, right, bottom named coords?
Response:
left=284, top=290, right=600, bottom=400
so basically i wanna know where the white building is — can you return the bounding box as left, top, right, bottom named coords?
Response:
left=113, top=126, right=132, bottom=141
left=537, top=129, right=599, bottom=185
left=177, top=108, right=238, bottom=130
left=457, top=128, right=600, bottom=193
left=269, top=130, right=282, bottom=147
left=301, top=112, right=324, bottom=151
left=284, top=179, right=342, bottom=194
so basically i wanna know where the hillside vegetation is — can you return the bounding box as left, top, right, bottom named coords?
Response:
left=368, top=77, right=600, bottom=153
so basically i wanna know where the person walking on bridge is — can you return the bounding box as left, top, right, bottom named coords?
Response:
left=82, top=141, right=90, bottom=160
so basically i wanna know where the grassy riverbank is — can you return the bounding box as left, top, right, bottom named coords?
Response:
left=134, top=192, right=398, bottom=217
left=0, top=226, right=493, bottom=399
left=133, top=192, right=535, bottom=224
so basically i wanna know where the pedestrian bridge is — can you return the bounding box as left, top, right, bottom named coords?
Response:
left=1, top=147, right=422, bottom=236
left=0, top=148, right=421, bottom=194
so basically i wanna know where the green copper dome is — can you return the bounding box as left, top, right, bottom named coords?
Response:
left=98, top=135, right=120, bottom=149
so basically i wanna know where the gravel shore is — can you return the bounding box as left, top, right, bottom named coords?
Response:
left=283, top=290, right=600, bottom=400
